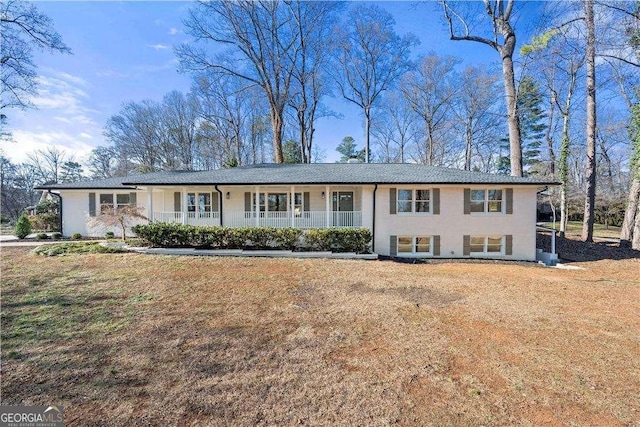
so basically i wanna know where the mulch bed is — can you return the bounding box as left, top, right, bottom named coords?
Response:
left=537, top=232, right=640, bottom=262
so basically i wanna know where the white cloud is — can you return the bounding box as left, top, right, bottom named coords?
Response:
left=7, top=69, right=105, bottom=167
left=168, top=27, right=179, bottom=35
left=8, top=130, right=96, bottom=164
left=149, top=43, right=170, bottom=51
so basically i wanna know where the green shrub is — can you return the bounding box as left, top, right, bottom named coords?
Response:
left=71, top=232, right=82, bottom=240
left=14, top=213, right=32, bottom=239
left=51, top=232, right=62, bottom=240
left=303, top=229, right=332, bottom=251
left=274, top=228, right=303, bottom=250
left=105, top=231, right=115, bottom=239
left=36, top=232, right=49, bottom=240
left=131, top=223, right=370, bottom=252
left=35, top=242, right=127, bottom=256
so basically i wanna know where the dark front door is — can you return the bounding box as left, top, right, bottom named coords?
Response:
left=332, top=191, right=354, bottom=226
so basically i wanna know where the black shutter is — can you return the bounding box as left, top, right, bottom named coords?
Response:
left=463, top=188, right=471, bottom=215
left=173, top=192, right=181, bottom=212
left=433, top=235, right=440, bottom=256
left=303, top=192, right=310, bottom=211
left=244, top=192, right=251, bottom=212
left=390, top=188, right=397, bottom=214
left=432, top=188, right=440, bottom=215
left=506, top=188, right=513, bottom=214
left=505, top=235, right=513, bottom=255
left=89, top=193, right=96, bottom=217
left=463, top=235, right=471, bottom=256
left=389, top=235, right=397, bottom=256
left=129, top=192, right=137, bottom=206
left=212, top=192, right=219, bottom=212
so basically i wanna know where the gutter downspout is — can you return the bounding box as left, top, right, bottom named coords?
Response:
left=48, top=190, right=63, bottom=235
left=214, top=185, right=223, bottom=226
left=372, top=184, right=378, bottom=253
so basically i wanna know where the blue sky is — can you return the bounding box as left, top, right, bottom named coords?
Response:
left=5, top=1, right=542, bottom=165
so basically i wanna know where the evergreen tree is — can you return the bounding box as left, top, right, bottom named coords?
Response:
left=499, top=76, right=547, bottom=175
left=282, top=140, right=302, bottom=164
left=517, top=76, right=546, bottom=174
left=14, top=212, right=32, bottom=239
left=336, top=136, right=365, bottom=162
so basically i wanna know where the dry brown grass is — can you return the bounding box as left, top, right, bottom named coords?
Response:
left=1, top=247, right=639, bottom=426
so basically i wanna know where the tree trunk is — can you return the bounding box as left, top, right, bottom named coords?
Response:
left=633, top=196, right=640, bottom=250
left=559, top=115, right=570, bottom=238
left=465, top=120, right=472, bottom=171
left=620, top=178, right=640, bottom=248
left=498, top=45, right=523, bottom=177
left=364, top=106, right=371, bottom=163
left=546, top=93, right=556, bottom=176
left=271, top=107, right=284, bottom=163
left=581, top=0, right=597, bottom=243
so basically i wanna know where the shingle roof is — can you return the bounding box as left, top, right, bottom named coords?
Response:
left=39, top=163, right=558, bottom=190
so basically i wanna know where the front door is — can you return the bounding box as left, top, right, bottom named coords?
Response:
left=332, top=191, right=354, bottom=226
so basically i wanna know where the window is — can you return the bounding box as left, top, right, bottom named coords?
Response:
left=470, top=189, right=503, bottom=213
left=252, top=193, right=266, bottom=212
left=267, top=193, right=288, bottom=212
left=397, top=236, right=432, bottom=255
left=99, top=194, right=114, bottom=214
left=397, top=189, right=430, bottom=214
left=294, top=193, right=303, bottom=217
left=199, top=193, right=212, bottom=213
left=187, top=193, right=197, bottom=212
left=116, top=194, right=130, bottom=208
left=470, top=236, right=504, bottom=255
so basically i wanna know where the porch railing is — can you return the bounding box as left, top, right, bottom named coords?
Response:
left=152, top=211, right=220, bottom=226
left=153, top=211, right=361, bottom=229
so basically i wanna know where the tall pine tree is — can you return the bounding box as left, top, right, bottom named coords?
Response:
left=497, top=76, right=547, bottom=175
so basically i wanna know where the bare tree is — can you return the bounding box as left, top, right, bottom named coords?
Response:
left=582, top=0, right=598, bottom=242
left=0, top=0, right=70, bottom=113
left=195, top=72, right=251, bottom=167
left=371, top=91, right=420, bottom=163
left=451, top=65, right=502, bottom=171
left=88, top=146, right=118, bottom=179
left=333, top=4, right=418, bottom=163
left=287, top=1, right=342, bottom=163
left=162, top=90, right=201, bottom=170
left=104, top=100, right=163, bottom=173
left=178, top=0, right=304, bottom=163
left=441, top=0, right=523, bottom=176
left=402, top=54, right=459, bottom=166
left=89, top=204, right=146, bottom=241
left=26, top=146, right=67, bottom=185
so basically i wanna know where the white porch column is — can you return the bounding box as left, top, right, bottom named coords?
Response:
left=325, top=185, right=331, bottom=228
left=255, top=186, right=260, bottom=227
left=291, top=185, right=295, bottom=228
left=147, top=186, right=154, bottom=222
left=181, top=187, right=187, bottom=225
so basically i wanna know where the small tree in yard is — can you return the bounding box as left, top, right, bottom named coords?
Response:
left=14, top=212, right=31, bottom=239
left=90, top=204, right=146, bottom=240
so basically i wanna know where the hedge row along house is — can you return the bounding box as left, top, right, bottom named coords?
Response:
left=36, top=163, right=557, bottom=260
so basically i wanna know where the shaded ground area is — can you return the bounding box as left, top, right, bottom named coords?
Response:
left=537, top=232, right=640, bottom=262
left=1, top=248, right=639, bottom=426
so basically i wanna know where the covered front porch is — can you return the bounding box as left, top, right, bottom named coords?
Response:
left=144, top=185, right=370, bottom=229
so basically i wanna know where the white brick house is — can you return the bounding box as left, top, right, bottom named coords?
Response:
left=37, top=163, right=555, bottom=260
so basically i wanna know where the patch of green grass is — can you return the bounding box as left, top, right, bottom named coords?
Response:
left=540, top=221, right=622, bottom=239
left=34, top=242, right=127, bottom=257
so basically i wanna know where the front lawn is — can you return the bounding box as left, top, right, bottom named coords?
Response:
left=1, top=248, right=638, bottom=425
